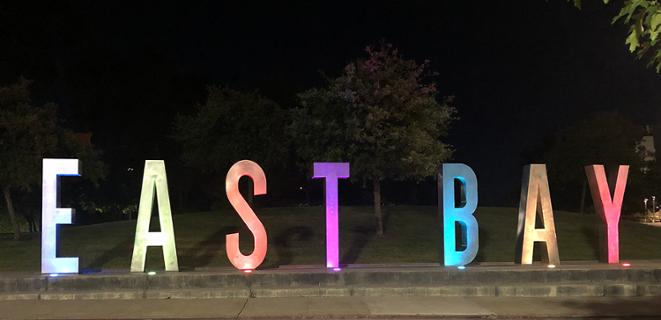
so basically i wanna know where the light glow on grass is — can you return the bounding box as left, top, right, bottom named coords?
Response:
left=547, top=264, right=556, bottom=269
left=332, top=267, right=341, bottom=272
left=622, top=262, right=631, bottom=267
left=147, top=271, right=156, bottom=276
left=243, top=269, right=253, bottom=274
left=457, top=265, right=466, bottom=270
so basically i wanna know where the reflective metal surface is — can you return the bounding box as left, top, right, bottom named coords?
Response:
left=313, top=162, right=350, bottom=269
left=515, top=164, right=560, bottom=265
left=440, top=163, right=479, bottom=266
left=225, top=160, right=267, bottom=271
left=585, top=165, right=629, bottom=264
left=41, top=159, right=80, bottom=274
left=130, top=160, right=179, bottom=272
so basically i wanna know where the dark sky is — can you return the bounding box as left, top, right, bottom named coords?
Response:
left=1, top=1, right=660, bottom=205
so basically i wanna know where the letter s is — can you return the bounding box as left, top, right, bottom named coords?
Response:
left=225, top=160, right=268, bottom=271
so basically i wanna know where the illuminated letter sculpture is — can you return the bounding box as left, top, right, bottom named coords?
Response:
left=313, top=162, right=350, bottom=269
left=226, top=160, right=268, bottom=271
left=585, top=165, right=629, bottom=264
left=42, top=159, right=80, bottom=274
left=441, top=163, right=479, bottom=266
left=516, top=164, right=560, bottom=265
left=130, top=160, right=179, bottom=272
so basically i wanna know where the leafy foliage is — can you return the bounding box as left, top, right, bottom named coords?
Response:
left=573, top=0, right=661, bottom=72
left=0, top=78, right=105, bottom=238
left=541, top=111, right=649, bottom=211
left=615, top=0, right=661, bottom=72
left=0, top=78, right=58, bottom=190
left=289, top=43, right=456, bottom=234
left=290, top=43, right=456, bottom=182
left=173, top=86, right=287, bottom=174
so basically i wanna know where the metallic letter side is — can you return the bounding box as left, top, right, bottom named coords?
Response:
left=130, top=160, right=179, bottom=272
left=313, top=162, right=350, bottom=269
left=226, top=160, right=268, bottom=271
left=585, top=165, right=629, bottom=264
left=515, top=164, right=560, bottom=265
left=441, top=163, right=479, bottom=266
left=42, top=159, right=80, bottom=274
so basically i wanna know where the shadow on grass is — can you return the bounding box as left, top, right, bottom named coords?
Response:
left=342, top=225, right=375, bottom=265
left=85, top=237, right=133, bottom=271
left=475, top=227, right=490, bottom=262
left=382, top=207, right=391, bottom=235
left=0, top=232, right=37, bottom=241
left=262, top=226, right=314, bottom=269
left=581, top=225, right=600, bottom=258
left=179, top=226, right=237, bottom=270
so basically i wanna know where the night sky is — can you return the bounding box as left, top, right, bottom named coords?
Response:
left=1, top=1, right=660, bottom=206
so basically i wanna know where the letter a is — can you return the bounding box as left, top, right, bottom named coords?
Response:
left=585, top=165, right=628, bottom=264
left=516, top=164, right=560, bottom=265
left=313, top=162, right=350, bottom=269
left=42, top=159, right=80, bottom=274
left=441, top=163, right=479, bottom=266
left=130, top=160, right=179, bottom=272
left=226, top=160, right=268, bottom=271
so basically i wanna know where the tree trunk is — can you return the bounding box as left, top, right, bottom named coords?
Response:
left=2, top=186, right=21, bottom=240
left=373, top=179, right=384, bottom=236
left=579, top=180, right=587, bottom=214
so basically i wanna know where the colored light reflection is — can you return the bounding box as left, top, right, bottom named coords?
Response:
left=457, top=266, right=466, bottom=270
left=332, top=267, right=342, bottom=272
left=622, top=262, right=631, bottom=267
left=147, top=271, right=156, bottom=276
left=585, top=165, right=629, bottom=264
left=49, top=273, right=59, bottom=277
left=441, top=163, right=479, bottom=267
left=547, top=264, right=556, bottom=269
left=313, top=162, right=350, bottom=270
left=243, top=269, right=253, bottom=274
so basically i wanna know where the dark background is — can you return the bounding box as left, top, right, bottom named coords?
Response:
left=1, top=1, right=660, bottom=209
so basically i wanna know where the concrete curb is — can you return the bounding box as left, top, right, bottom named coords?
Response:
left=1, top=263, right=661, bottom=300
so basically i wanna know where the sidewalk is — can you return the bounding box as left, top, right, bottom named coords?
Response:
left=2, top=296, right=661, bottom=319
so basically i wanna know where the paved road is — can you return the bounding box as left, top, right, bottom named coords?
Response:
left=2, top=296, right=661, bottom=319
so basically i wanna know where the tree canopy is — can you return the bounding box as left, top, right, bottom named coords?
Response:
left=0, top=78, right=104, bottom=239
left=173, top=86, right=287, bottom=173
left=541, top=111, right=647, bottom=211
left=172, top=86, right=289, bottom=207
left=573, top=0, right=661, bottom=72
left=289, top=43, right=456, bottom=235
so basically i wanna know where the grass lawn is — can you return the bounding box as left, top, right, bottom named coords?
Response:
left=1, top=206, right=660, bottom=272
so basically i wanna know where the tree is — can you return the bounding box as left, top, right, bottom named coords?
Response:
left=573, top=0, right=661, bottom=72
left=541, top=111, right=646, bottom=212
left=289, top=43, right=456, bottom=236
left=172, top=86, right=287, bottom=204
left=0, top=78, right=104, bottom=239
